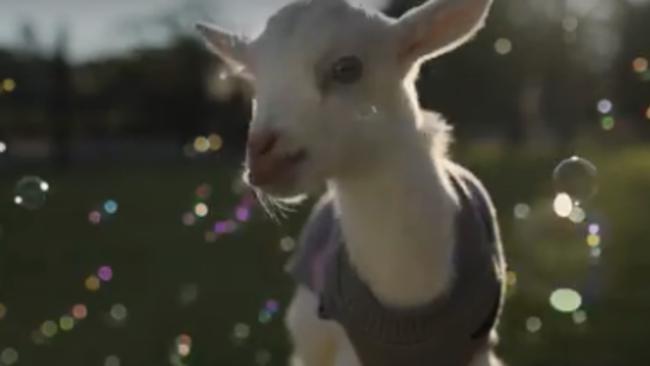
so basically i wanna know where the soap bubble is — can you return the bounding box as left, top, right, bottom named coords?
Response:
left=553, top=156, right=598, bottom=204
left=14, top=176, right=49, bottom=210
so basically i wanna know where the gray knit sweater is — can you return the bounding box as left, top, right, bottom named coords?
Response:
left=287, top=164, right=506, bottom=366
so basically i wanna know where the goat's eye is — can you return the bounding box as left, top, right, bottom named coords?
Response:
left=330, top=56, right=363, bottom=84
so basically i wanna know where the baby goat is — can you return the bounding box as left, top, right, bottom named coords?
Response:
left=198, top=0, right=505, bottom=365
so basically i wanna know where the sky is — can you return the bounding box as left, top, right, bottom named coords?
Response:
left=0, top=0, right=389, bottom=62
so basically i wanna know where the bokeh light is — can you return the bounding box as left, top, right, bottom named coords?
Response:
left=105, top=355, right=121, bottom=366
left=645, top=106, right=650, bottom=120
left=572, top=310, right=588, bottom=324
left=193, top=136, right=210, bottom=153
left=633, top=57, right=648, bottom=73
left=513, top=203, right=531, bottom=220
left=280, top=237, right=296, bottom=252
left=89, top=210, right=102, bottom=225
left=182, top=212, right=196, bottom=226
left=85, top=275, right=101, bottom=291
left=549, top=288, right=583, bottom=313
left=597, top=99, right=613, bottom=114
left=110, top=303, right=128, bottom=322
left=0, top=303, right=6, bottom=319
left=208, top=133, right=223, bottom=151
left=601, top=116, right=615, bottom=130
left=525, top=316, right=542, bottom=333
left=0, top=141, right=6, bottom=154
left=72, top=304, right=88, bottom=320
left=14, top=176, right=49, bottom=210
left=98, top=266, right=114, bottom=282
left=59, top=315, right=75, bottom=331
left=233, top=323, right=251, bottom=341
left=2, top=78, right=16, bottom=93
left=587, top=234, right=601, bottom=247
left=568, top=206, right=586, bottom=224
left=0, top=347, right=19, bottom=365
left=254, top=349, right=272, bottom=366
left=553, top=193, right=573, bottom=218
left=194, top=203, right=209, bottom=218
left=176, top=334, right=192, bottom=357
left=103, top=200, right=119, bottom=215
left=494, top=38, right=513, bottom=55
left=41, top=320, right=59, bottom=338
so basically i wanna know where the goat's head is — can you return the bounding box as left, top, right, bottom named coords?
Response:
left=198, top=0, right=492, bottom=199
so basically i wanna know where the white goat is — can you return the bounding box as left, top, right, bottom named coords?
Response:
left=198, top=0, right=505, bottom=365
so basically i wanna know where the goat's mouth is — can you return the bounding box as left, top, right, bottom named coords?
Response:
left=245, top=149, right=308, bottom=190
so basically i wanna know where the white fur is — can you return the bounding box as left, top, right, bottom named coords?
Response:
left=198, top=0, right=500, bottom=364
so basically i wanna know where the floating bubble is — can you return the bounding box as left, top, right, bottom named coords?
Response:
left=553, top=156, right=598, bottom=204
left=597, top=99, right=613, bottom=114
left=572, top=310, right=588, bottom=325
left=14, top=176, right=49, bottom=210
left=105, top=355, right=121, bottom=366
left=525, top=316, right=542, bottom=333
left=0, top=303, right=6, bottom=319
left=59, top=315, right=75, bottom=331
left=513, top=203, right=530, bottom=220
left=41, top=320, right=58, bottom=338
left=0, top=347, right=18, bottom=365
left=110, top=303, right=128, bottom=322
left=72, top=304, right=88, bottom=320
left=85, top=275, right=101, bottom=291
left=494, top=38, right=512, bottom=55
left=549, top=288, right=582, bottom=313
left=104, top=200, right=118, bottom=215
left=98, top=266, right=114, bottom=282
left=255, top=349, right=272, bottom=366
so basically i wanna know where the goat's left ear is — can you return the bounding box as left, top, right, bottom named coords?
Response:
left=394, top=0, right=493, bottom=64
left=196, top=22, right=253, bottom=80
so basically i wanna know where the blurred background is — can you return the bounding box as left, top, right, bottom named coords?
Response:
left=0, top=0, right=649, bottom=365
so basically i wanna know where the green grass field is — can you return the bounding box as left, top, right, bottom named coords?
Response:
left=1, top=145, right=649, bottom=365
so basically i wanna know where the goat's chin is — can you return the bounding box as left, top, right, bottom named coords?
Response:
left=243, top=170, right=320, bottom=203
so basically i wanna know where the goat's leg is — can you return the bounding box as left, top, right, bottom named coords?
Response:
left=286, top=286, right=343, bottom=366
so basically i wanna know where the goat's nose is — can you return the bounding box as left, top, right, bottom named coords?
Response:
left=247, top=130, right=279, bottom=157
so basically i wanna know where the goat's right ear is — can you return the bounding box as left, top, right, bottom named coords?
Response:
left=393, top=0, right=493, bottom=65
left=196, top=22, right=253, bottom=80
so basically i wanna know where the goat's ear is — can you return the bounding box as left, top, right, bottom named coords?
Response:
left=394, top=0, right=492, bottom=64
left=196, top=22, right=253, bottom=80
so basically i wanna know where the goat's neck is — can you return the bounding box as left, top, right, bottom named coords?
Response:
left=329, top=122, right=458, bottom=308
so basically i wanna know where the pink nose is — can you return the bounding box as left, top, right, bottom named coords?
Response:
left=246, top=130, right=281, bottom=186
